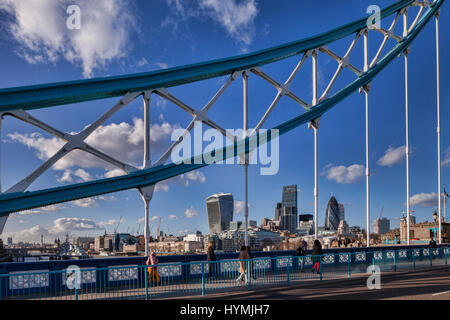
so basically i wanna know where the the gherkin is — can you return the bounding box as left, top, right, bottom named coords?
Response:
left=324, top=196, right=342, bottom=231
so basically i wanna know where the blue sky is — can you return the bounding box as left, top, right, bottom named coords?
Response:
left=0, top=0, right=448, bottom=242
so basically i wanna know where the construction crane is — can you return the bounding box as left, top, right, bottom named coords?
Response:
left=114, top=216, right=123, bottom=234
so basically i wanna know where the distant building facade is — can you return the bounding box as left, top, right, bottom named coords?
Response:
left=206, top=193, right=234, bottom=234
left=275, top=185, right=298, bottom=233
left=373, top=218, right=390, bottom=235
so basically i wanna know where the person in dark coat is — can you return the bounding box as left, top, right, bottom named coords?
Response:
left=206, top=241, right=216, bottom=278
left=312, top=239, right=322, bottom=274
left=295, top=240, right=308, bottom=272
left=429, top=237, right=437, bottom=248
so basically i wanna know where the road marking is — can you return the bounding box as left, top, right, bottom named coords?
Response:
left=432, top=291, right=450, bottom=296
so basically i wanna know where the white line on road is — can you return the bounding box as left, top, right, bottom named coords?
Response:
left=432, top=291, right=450, bottom=296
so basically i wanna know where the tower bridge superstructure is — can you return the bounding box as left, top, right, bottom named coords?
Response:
left=0, top=0, right=445, bottom=253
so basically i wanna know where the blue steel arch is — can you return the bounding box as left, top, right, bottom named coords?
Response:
left=0, top=0, right=444, bottom=217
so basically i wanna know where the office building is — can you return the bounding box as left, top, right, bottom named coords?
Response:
left=276, top=184, right=298, bottom=233
left=324, top=196, right=344, bottom=231
left=298, top=214, right=314, bottom=235
left=275, top=203, right=282, bottom=221
left=206, top=193, right=234, bottom=234
left=280, top=206, right=297, bottom=233
left=373, top=218, right=390, bottom=235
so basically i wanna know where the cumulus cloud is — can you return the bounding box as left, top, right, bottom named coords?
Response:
left=0, top=0, right=138, bottom=78
left=377, top=145, right=406, bottom=167
left=18, top=204, right=66, bottom=215
left=3, top=217, right=120, bottom=242
left=163, top=0, right=259, bottom=46
left=69, top=195, right=116, bottom=208
left=184, top=206, right=198, bottom=218
left=199, top=0, right=258, bottom=45
left=442, top=147, right=450, bottom=167
left=322, top=164, right=365, bottom=184
left=7, top=118, right=179, bottom=174
left=410, top=192, right=438, bottom=207
left=168, top=214, right=179, bottom=220
left=234, top=200, right=245, bottom=214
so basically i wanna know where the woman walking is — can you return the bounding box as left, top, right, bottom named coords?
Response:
left=206, top=241, right=216, bottom=278
left=311, top=240, right=322, bottom=274
left=236, top=246, right=250, bottom=283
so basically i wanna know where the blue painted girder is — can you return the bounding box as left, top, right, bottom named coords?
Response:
left=0, top=0, right=444, bottom=216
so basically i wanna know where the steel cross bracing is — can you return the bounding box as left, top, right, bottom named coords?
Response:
left=0, top=0, right=443, bottom=243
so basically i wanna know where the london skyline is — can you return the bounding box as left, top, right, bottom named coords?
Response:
left=0, top=0, right=449, bottom=243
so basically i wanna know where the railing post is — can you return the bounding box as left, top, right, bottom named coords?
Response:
left=319, top=255, right=322, bottom=281
left=201, top=263, right=205, bottom=296
left=430, top=249, right=433, bottom=268
left=393, top=250, right=397, bottom=272
left=287, top=258, right=291, bottom=285
left=412, top=249, right=416, bottom=270
left=145, top=266, right=149, bottom=300
left=347, top=253, right=351, bottom=278
left=247, top=260, right=251, bottom=290
left=75, top=287, right=78, bottom=301
left=445, top=248, right=448, bottom=265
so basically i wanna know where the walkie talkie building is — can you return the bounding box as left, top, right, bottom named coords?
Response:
left=206, top=193, right=234, bottom=235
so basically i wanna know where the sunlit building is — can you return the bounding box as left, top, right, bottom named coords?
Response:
left=206, top=193, right=234, bottom=235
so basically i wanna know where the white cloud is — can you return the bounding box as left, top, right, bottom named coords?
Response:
left=0, top=0, right=138, bottom=78
left=377, top=145, right=406, bottom=167
left=58, top=168, right=93, bottom=183
left=70, top=195, right=116, bottom=208
left=442, top=147, right=450, bottom=167
left=199, top=0, right=258, bottom=45
left=156, top=62, right=169, bottom=69
left=168, top=214, right=179, bottom=220
left=18, top=204, right=66, bottom=215
left=70, top=198, right=98, bottom=208
left=322, top=164, right=364, bottom=184
left=49, top=217, right=99, bottom=234
left=184, top=206, right=198, bottom=218
left=8, top=118, right=179, bottom=173
left=234, top=200, right=245, bottom=214
left=410, top=192, right=438, bottom=207
left=163, top=0, right=259, bottom=46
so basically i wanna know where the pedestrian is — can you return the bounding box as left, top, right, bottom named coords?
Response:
left=311, top=239, right=322, bottom=274
left=206, top=241, right=216, bottom=278
left=429, top=237, right=437, bottom=248
left=146, top=252, right=160, bottom=286
left=295, top=239, right=307, bottom=272
left=247, top=246, right=257, bottom=280
left=236, top=246, right=250, bottom=283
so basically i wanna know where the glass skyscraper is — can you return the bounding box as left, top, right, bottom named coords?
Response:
left=276, top=185, right=298, bottom=233
left=206, top=193, right=234, bottom=234
left=324, top=196, right=343, bottom=231
left=282, top=185, right=297, bottom=208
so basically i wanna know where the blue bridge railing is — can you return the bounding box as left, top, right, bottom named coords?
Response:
left=0, top=246, right=448, bottom=300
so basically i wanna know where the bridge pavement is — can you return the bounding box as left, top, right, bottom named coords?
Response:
left=170, top=266, right=450, bottom=300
